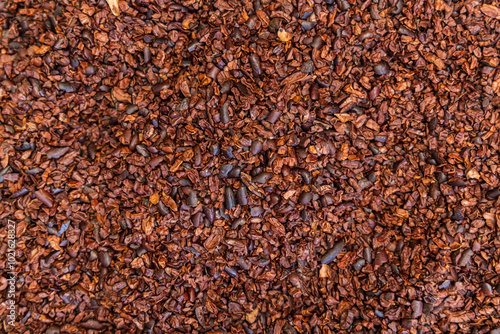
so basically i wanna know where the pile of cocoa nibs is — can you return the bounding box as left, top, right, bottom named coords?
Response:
left=1, top=0, right=500, bottom=333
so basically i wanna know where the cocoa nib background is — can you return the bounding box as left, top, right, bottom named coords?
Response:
left=1, top=0, right=500, bottom=333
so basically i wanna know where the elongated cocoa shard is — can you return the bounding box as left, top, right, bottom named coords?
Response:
left=458, top=249, right=474, bottom=267
left=5, top=1, right=500, bottom=332
left=34, top=189, right=54, bottom=207
left=225, top=187, right=235, bottom=210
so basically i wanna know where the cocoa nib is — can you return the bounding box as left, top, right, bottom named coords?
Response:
left=3, top=1, right=500, bottom=333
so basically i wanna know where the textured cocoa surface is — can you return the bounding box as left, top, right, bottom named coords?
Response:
left=1, top=0, right=500, bottom=333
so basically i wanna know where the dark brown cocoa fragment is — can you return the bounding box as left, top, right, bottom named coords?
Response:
left=249, top=53, right=262, bottom=76
left=157, top=201, right=169, bottom=215
left=5, top=1, right=500, bottom=333
left=152, top=81, right=169, bottom=95
left=363, top=248, right=372, bottom=263
left=236, top=82, right=250, bottom=96
left=10, top=188, right=29, bottom=199
left=219, top=164, right=233, bottom=179
left=34, top=189, right=54, bottom=208
left=220, top=80, right=233, bottom=94
left=320, top=240, right=345, bottom=264
left=187, top=41, right=202, bottom=52
left=220, top=101, right=230, bottom=124
left=46, top=326, right=61, bottom=334
left=369, top=86, right=380, bottom=100
left=99, top=251, right=111, bottom=267
left=148, top=156, right=163, bottom=169
left=486, top=188, right=500, bottom=200
left=46, top=147, right=69, bottom=159
left=253, top=172, right=273, bottom=184
left=266, top=110, right=282, bottom=123
left=458, top=249, right=474, bottom=267
left=482, top=283, right=494, bottom=296
left=143, top=46, right=151, bottom=63
left=374, top=62, right=390, bottom=75
left=389, top=0, right=404, bottom=15
left=250, top=206, right=264, bottom=217
left=232, top=218, right=246, bottom=229
left=236, top=186, right=248, bottom=205
left=298, top=191, right=313, bottom=205
left=224, top=266, right=238, bottom=278
left=207, top=66, right=220, bottom=80
left=337, top=0, right=350, bottom=10
left=301, top=21, right=316, bottom=31
left=269, top=18, right=281, bottom=33
left=449, top=179, right=467, bottom=187
left=374, top=249, right=389, bottom=267
left=187, top=191, right=198, bottom=207
left=228, top=166, right=241, bottom=178
left=320, top=194, right=333, bottom=206
left=411, top=301, right=423, bottom=318
left=203, top=206, right=214, bottom=223
left=428, top=117, right=438, bottom=134
left=359, top=31, right=374, bottom=41
left=237, top=257, right=249, bottom=270
left=58, top=82, right=75, bottom=93
left=309, top=36, right=323, bottom=50
left=451, top=209, right=465, bottom=221
left=191, top=211, right=203, bottom=227
left=301, top=60, right=315, bottom=73
left=250, top=140, right=263, bottom=155
left=435, top=171, right=447, bottom=183
left=353, top=259, right=365, bottom=270
left=81, top=320, right=105, bottom=330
